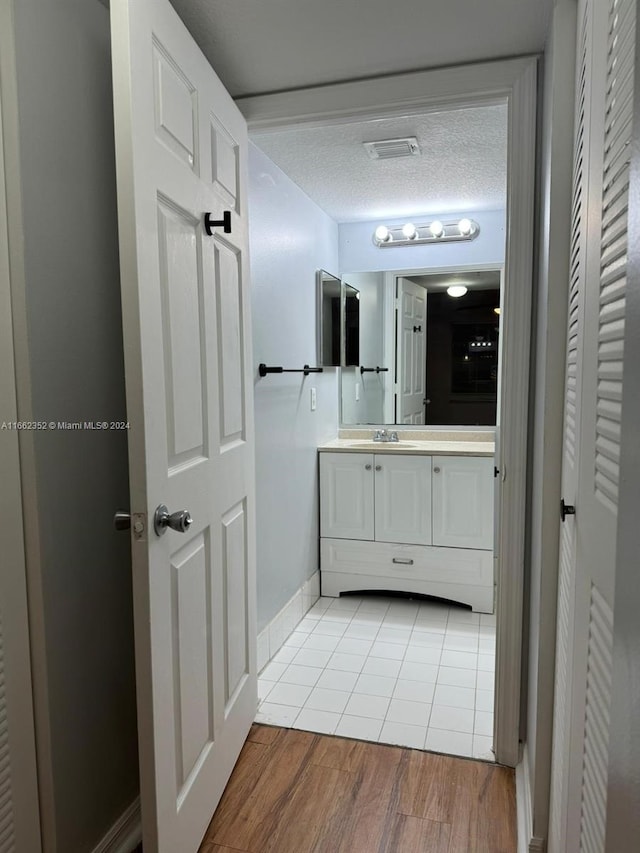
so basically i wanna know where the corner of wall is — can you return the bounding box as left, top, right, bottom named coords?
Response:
left=257, top=572, right=320, bottom=671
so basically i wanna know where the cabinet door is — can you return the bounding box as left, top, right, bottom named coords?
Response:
left=374, top=454, right=432, bottom=545
left=432, top=456, right=493, bottom=549
left=320, top=453, right=374, bottom=540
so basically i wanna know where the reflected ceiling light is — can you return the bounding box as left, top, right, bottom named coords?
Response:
left=447, top=285, right=468, bottom=298
left=372, top=218, right=479, bottom=247
left=494, top=307, right=501, bottom=315
left=374, top=225, right=392, bottom=242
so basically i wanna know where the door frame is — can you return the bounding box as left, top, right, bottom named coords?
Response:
left=238, top=56, right=538, bottom=767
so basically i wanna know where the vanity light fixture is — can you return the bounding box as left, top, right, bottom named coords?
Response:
left=372, top=218, right=479, bottom=247
left=374, top=224, right=392, bottom=243
left=447, top=285, right=468, bottom=298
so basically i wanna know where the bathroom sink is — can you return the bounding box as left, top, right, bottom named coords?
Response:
left=347, top=441, right=421, bottom=449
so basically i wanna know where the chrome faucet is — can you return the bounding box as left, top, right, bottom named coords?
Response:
left=373, top=429, right=399, bottom=442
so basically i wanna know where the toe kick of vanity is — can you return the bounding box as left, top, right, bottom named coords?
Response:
left=318, top=448, right=495, bottom=613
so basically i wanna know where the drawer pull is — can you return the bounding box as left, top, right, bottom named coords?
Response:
left=392, top=557, right=414, bottom=565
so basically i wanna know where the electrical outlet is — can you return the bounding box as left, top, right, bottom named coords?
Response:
left=355, top=382, right=360, bottom=401
left=310, top=386, right=317, bottom=411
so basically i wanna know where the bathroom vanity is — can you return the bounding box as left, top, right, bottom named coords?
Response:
left=318, top=433, right=495, bottom=612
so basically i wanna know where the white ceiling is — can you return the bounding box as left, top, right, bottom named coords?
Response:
left=408, top=269, right=502, bottom=292
left=169, top=0, right=553, bottom=98
left=252, top=105, right=508, bottom=223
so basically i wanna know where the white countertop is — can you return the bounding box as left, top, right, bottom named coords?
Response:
left=319, top=437, right=495, bottom=457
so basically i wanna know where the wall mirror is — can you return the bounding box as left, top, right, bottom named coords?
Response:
left=340, top=267, right=501, bottom=426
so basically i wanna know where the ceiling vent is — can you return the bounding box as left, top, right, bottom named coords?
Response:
left=363, top=136, right=421, bottom=160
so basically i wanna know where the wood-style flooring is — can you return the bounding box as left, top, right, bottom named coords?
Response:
left=198, top=724, right=516, bottom=853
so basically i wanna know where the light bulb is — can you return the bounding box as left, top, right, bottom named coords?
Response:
left=447, top=285, right=468, bottom=298
left=402, top=222, right=417, bottom=239
left=494, top=307, right=501, bottom=315
left=458, top=218, right=473, bottom=235
left=375, top=225, right=391, bottom=242
left=429, top=220, right=444, bottom=238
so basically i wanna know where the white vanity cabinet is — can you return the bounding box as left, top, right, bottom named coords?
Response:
left=319, top=453, right=375, bottom=541
left=320, top=452, right=431, bottom=545
left=319, top=451, right=494, bottom=613
left=431, top=455, right=493, bottom=549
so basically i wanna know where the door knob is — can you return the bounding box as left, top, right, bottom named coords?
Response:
left=113, top=510, right=146, bottom=536
left=365, top=464, right=372, bottom=470
left=113, top=510, right=131, bottom=531
left=375, top=465, right=382, bottom=471
left=433, top=466, right=441, bottom=473
left=154, top=504, right=193, bottom=536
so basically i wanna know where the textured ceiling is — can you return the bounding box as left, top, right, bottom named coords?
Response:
left=168, top=0, right=553, bottom=98
left=252, top=105, right=508, bottom=223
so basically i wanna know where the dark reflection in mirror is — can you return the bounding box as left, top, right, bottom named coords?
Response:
left=317, top=270, right=341, bottom=367
left=343, top=284, right=360, bottom=366
left=426, top=289, right=499, bottom=425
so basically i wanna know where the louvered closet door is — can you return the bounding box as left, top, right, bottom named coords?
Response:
left=572, top=0, right=634, bottom=848
left=548, top=1, right=592, bottom=848
left=550, top=0, right=635, bottom=850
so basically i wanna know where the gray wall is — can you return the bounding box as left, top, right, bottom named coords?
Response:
left=10, top=0, right=138, bottom=850
left=524, top=0, right=576, bottom=843
left=249, top=143, right=340, bottom=632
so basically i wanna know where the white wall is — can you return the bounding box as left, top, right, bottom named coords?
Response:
left=249, top=143, right=340, bottom=632
left=523, top=0, right=576, bottom=845
left=341, top=271, right=386, bottom=424
left=8, top=1, right=139, bottom=850
left=339, top=209, right=506, bottom=273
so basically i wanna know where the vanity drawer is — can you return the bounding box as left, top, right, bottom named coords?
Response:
left=321, top=537, right=493, bottom=587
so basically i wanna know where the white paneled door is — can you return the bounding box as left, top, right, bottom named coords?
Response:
left=111, top=1, right=256, bottom=851
left=396, top=277, right=427, bottom=424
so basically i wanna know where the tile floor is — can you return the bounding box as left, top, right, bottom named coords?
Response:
left=256, top=594, right=496, bottom=760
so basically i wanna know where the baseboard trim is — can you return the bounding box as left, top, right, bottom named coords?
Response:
left=516, top=746, right=546, bottom=852
left=257, top=571, right=320, bottom=672
left=90, top=797, right=142, bottom=853
left=516, top=746, right=533, bottom=853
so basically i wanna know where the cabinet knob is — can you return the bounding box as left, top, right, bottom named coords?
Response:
left=433, top=466, right=441, bottom=473
left=375, top=465, right=382, bottom=471
left=365, top=464, right=372, bottom=470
